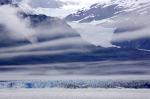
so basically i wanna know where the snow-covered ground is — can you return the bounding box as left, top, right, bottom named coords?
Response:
left=68, top=22, right=116, bottom=47
left=0, top=89, right=149, bottom=99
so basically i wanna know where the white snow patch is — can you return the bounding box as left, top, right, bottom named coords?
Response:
left=68, top=22, right=117, bottom=48
left=0, top=89, right=149, bottom=99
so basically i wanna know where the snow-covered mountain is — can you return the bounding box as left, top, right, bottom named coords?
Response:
left=1, top=0, right=150, bottom=65
left=0, top=1, right=90, bottom=49
left=65, top=0, right=150, bottom=50
left=65, top=0, right=150, bottom=22
left=0, top=14, right=80, bottom=48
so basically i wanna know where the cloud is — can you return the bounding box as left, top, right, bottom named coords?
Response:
left=14, top=0, right=111, bottom=9
left=68, top=9, right=150, bottom=47
left=14, top=0, right=110, bottom=18
left=0, top=48, right=89, bottom=59
left=16, top=0, right=150, bottom=45
left=14, top=0, right=77, bottom=8
left=0, top=37, right=89, bottom=53
left=13, top=0, right=80, bottom=17
left=0, top=37, right=90, bottom=59
left=33, top=8, right=77, bottom=18
left=112, top=28, right=150, bottom=41
left=110, top=11, right=150, bottom=42
left=27, top=0, right=65, bottom=8
left=60, top=0, right=111, bottom=8
left=0, top=4, right=91, bottom=59
left=87, top=8, right=150, bottom=44
left=0, top=5, right=37, bottom=43
left=0, top=3, right=95, bottom=58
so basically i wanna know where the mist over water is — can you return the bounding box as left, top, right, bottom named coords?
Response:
left=0, top=60, right=150, bottom=80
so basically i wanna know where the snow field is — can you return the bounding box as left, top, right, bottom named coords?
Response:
left=0, top=89, right=149, bottom=99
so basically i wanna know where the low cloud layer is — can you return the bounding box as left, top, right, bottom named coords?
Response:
left=24, top=0, right=66, bottom=8
left=14, top=0, right=77, bottom=8
left=0, top=5, right=37, bottom=43
left=77, top=7, right=150, bottom=47
left=0, top=37, right=89, bottom=53
left=111, top=11, right=150, bottom=42
left=0, top=4, right=91, bottom=59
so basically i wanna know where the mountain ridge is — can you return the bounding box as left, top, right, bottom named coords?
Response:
left=65, top=0, right=150, bottom=50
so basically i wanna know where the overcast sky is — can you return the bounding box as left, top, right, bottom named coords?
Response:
left=14, top=0, right=110, bottom=17
left=14, top=0, right=110, bottom=8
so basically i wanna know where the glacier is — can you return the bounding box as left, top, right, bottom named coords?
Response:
left=0, top=79, right=150, bottom=89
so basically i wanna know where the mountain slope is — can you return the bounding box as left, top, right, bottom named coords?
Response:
left=1, top=0, right=150, bottom=66
left=65, top=0, right=150, bottom=22
left=65, top=0, right=150, bottom=50
left=0, top=13, right=80, bottom=47
left=0, top=1, right=89, bottom=49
